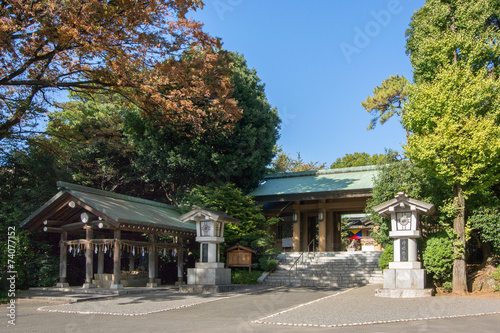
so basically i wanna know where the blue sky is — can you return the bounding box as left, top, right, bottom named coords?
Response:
left=190, top=0, right=425, bottom=166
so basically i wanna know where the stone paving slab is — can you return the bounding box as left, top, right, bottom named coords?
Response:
left=37, top=285, right=269, bottom=316
left=253, top=285, right=500, bottom=328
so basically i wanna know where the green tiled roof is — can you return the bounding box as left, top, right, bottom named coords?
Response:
left=21, top=182, right=195, bottom=231
left=250, top=165, right=379, bottom=201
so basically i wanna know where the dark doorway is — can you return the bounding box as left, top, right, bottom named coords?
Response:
left=307, top=216, right=318, bottom=251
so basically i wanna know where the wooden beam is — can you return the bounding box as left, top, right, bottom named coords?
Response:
left=61, top=222, right=86, bottom=231
left=43, top=226, right=63, bottom=233
left=89, top=220, right=115, bottom=229
left=71, top=198, right=119, bottom=228
left=43, top=220, right=64, bottom=226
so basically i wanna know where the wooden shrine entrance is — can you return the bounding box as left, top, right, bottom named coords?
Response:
left=21, top=182, right=196, bottom=289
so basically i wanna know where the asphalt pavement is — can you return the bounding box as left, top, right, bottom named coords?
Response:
left=3, top=284, right=500, bottom=332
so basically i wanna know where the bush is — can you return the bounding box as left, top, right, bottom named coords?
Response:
left=492, top=266, right=500, bottom=292
left=259, top=256, right=278, bottom=272
left=231, top=270, right=263, bottom=284
left=422, top=231, right=454, bottom=286
left=379, top=244, right=393, bottom=270
left=442, top=281, right=453, bottom=292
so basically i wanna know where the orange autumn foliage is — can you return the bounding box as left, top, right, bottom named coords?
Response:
left=0, top=0, right=240, bottom=140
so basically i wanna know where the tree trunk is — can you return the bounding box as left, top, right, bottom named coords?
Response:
left=452, top=182, right=467, bottom=295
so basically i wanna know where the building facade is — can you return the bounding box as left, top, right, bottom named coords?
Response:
left=250, top=165, right=379, bottom=252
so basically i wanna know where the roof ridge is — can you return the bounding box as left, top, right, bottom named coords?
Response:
left=56, top=181, right=177, bottom=210
left=264, top=165, right=379, bottom=180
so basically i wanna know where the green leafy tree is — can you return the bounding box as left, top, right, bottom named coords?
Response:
left=180, top=183, right=279, bottom=268
left=330, top=150, right=399, bottom=169
left=268, top=147, right=325, bottom=173
left=46, top=94, right=147, bottom=196
left=405, top=0, right=500, bottom=84
left=367, top=160, right=452, bottom=248
left=366, top=0, right=500, bottom=295
left=361, top=75, right=410, bottom=133
left=0, top=144, right=68, bottom=289
left=128, top=52, right=280, bottom=198
left=467, top=192, right=500, bottom=260
left=404, top=65, right=500, bottom=294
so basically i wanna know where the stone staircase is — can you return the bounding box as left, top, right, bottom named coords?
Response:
left=262, top=251, right=383, bottom=288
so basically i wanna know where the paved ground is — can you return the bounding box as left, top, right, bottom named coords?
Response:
left=3, top=285, right=500, bottom=332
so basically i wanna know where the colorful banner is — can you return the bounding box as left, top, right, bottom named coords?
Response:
left=349, top=229, right=362, bottom=240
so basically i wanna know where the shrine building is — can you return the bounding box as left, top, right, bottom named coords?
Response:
left=21, top=182, right=195, bottom=289
left=250, top=165, right=379, bottom=253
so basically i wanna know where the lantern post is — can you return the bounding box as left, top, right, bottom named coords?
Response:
left=372, top=192, right=435, bottom=298
left=179, top=206, right=239, bottom=292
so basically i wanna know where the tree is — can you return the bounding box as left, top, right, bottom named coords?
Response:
left=405, top=0, right=500, bottom=84
left=41, top=52, right=278, bottom=203
left=0, top=144, right=68, bottom=288
left=365, top=0, right=500, bottom=294
left=330, top=150, right=399, bottom=169
left=404, top=65, right=500, bottom=294
left=268, top=147, right=325, bottom=173
left=361, top=75, right=410, bottom=133
left=44, top=93, right=154, bottom=197
left=0, top=0, right=240, bottom=141
left=367, top=160, right=451, bottom=248
left=180, top=183, right=279, bottom=268
left=128, top=52, right=280, bottom=198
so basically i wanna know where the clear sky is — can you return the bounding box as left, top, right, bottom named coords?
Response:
left=190, top=0, right=425, bottom=166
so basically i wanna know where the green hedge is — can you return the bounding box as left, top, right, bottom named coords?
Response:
left=422, top=231, right=454, bottom=286
left=231, top=270, right=263, bottom=284
left=379, top=244, right=393, bottom=270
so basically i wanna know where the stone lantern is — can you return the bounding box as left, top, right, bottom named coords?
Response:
left=179, top=206, right=239, bottom=289
left=372, top=192, right=435, bottom=297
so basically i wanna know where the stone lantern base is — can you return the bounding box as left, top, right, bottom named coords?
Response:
left=375, top=261, right=434, bottom=298
left=186, top=262, right=231, bottom=286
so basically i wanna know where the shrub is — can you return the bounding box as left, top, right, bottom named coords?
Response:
left=231, top=270, right=263, bottom=284
left=492, top=265, right=500, bottom=292
left=259, top=256, right=278, bottom=272
left=442, top=281, right=453, bottom=292
left=379, top=244, right=393, bottom=270
left=422, top=231, right=454, bottom=286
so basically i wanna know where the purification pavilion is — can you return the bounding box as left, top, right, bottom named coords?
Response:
left=250, top=165, right=379, bottom=252
left=21, top=182, right=196, bottom=289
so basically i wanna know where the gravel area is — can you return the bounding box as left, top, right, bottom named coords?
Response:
left=253, top=285, right=500, bottom=328
left=37, top=286, right=267, bottom=316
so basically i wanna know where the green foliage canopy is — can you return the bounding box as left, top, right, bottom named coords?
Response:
left=404, top=65, right=500, bottom=194
left=180, top=183, right=279, bottom=268
left=330, top=150, right=399, bottom=169
left=361, top=75, right=409, bottom=131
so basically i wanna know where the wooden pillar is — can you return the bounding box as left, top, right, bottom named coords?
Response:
left=98, top=249, right=104, bottom=274
left=176, top=237, right=185, bottom=285
left=333, top=213, right=342, bottom=251
left=293, top=210, right=301, bottom=252
left=318, top=207, right=327, bottom=252
left=301, top=214, right=309, bottom=251
left=111, top=229, right=123, bottom=289
left=147, top=234, right=157, bottom=287
left=83, top=226, right=95, bottom=288
left=129, top=253, right=135, bottom=271
left=56, top=231, right=69, bottom=288
left=326, top=211, right=334, bottom=252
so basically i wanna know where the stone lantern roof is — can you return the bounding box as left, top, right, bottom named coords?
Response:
left=372, top=192, right=435, bottom=218
left=179, top=206, right=240, bottom=224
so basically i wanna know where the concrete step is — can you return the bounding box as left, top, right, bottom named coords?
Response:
left=264, top=251, right=383, bottom=287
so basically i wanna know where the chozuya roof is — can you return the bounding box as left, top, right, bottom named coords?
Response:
left=249, top=165, right=379, bottom=202
left=21, top=181, right=196, bottom=233
left=372, top=192, right=435, bottom=217
left=179, top=205, right=240, bottom=224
